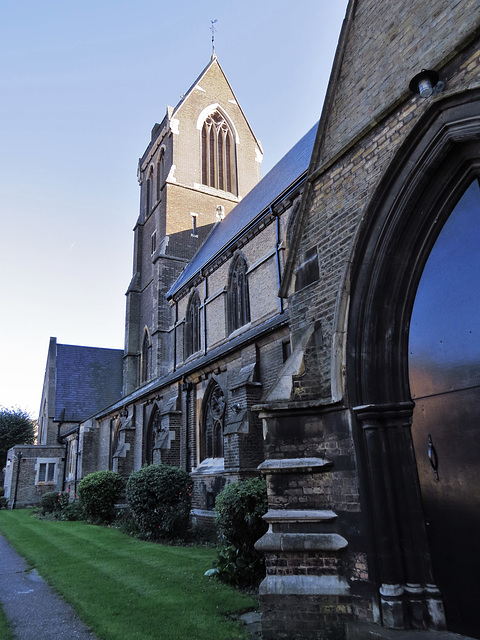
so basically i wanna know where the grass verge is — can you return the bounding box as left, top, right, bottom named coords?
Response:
left=0, top=510, right=255, bottom=640
left=0, top=605, right=13, bottom=640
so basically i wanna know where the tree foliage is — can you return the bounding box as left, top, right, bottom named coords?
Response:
left=0, top=407, right=35, bottom=470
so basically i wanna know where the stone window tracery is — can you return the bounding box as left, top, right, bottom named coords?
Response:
left=201, top=382, right=225, bottom=460
left=201, top=110, right=237, bottom=195
left=145, top=406, right=161, bottom=465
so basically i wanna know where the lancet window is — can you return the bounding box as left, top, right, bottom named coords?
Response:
left=185, top=290, right=201, bottom=358
left=140, top=329, right=151, bottom=384
left=156, top=149, right=165, bottom=199
left=227, top=254, right=250, bottom=333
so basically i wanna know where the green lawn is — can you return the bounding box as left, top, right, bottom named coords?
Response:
left=0, top=606, right=13, bottom=640
left=0, top=510, right=255, bottom=640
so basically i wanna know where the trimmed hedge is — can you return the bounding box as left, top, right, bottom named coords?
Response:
left=214, top=476, right=268, bottom=587
left=126, top=464, right=192, bottom=540
left=78, top=471, right=125, bottom=523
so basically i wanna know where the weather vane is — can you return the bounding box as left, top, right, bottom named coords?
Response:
left=211, top=20, right=218, bottom=56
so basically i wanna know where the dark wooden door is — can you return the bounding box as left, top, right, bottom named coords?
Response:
left=409, top=180, right=480, bottom=638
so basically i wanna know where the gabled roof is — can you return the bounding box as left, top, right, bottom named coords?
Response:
left=168, top=121, right=318, bottom=299
left=55, top=344, right=123, bottom=422
left=171, top=55, right=262, bottom=152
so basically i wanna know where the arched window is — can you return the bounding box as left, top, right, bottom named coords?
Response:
left=146, top=166, right=153, bottom=215
left=110, top=416, right=121, bottom=470
left=227, top=254, right=250, bottom=333
left=185, top=290, right=201, bottom=358
left=140, top=329, right=150, bottom=384
left=156, top=149, right=165, bottom=200
left=145, top=406, right=160, bottom=465
left=201, top=381, right=225, bottom=460
left=201, top=110, right=237, bottom=195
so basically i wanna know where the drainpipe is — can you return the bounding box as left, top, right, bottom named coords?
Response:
left=183, top=379, right=191, bottom=472
left=203, top=272, right=208, bottom=355
left=55, top=410, right=67, bottom=491
left=173, top=301, right=178, bottom=371
left=12, top=450, right=23, bottom=509
left=74, top=426, right=80, bottom=498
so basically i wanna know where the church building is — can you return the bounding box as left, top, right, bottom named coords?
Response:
left=6, top=1, right=480, bottom=638
left=40, top=53, right=312, bottom=537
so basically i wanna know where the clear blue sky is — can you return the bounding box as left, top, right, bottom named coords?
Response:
left=0, top=0, right=348, bottom=417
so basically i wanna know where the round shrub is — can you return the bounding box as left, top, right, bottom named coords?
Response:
left=126, top=464, right=192, bottom=540
left=78, top=470, right=125, bottom=523
left=41, top=490, right=61, bottom=513
left=214, top=476, right=268, bottom=587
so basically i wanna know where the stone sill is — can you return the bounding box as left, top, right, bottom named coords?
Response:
left=259, top=574, right=350, bottom=596
left=263, top=509, right=337, bottom=523
left=255, top=532, right=348, bottom=552
left=258, top=457, right=333, bottom=474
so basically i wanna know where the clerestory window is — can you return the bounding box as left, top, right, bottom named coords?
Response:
left=227, top=254, right=250, bottom=333
left=185, top=290, right=201, bottom=358
left=201, top=110, right=237, bottom=195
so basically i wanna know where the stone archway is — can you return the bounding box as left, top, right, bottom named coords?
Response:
left=347, top=90, right=480, bottom=632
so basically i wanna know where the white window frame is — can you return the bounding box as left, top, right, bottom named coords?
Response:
left=35, top=458, right=59, bottom=485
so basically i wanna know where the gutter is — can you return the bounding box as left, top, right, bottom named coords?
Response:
left=95, top=311, right=289, bottom=420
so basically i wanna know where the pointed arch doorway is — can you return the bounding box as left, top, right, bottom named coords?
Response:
left=347, top=91, right=480, bottom=634
left=409, top=179, right=480, bottom=638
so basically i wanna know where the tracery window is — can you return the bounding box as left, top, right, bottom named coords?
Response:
left=140, top=329, right=151, bottom=384
left=227, top=254, right=250, bottom=333
left=201, top=110, right=237, bottom=195
left=201, top=381, right=225, bottom=460
left=185, top=290, right=201, bottom=358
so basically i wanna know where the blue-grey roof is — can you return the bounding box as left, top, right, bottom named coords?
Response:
left=55, top=344, right=123, bottom=422
left=168, top=122, right=318, bottom=298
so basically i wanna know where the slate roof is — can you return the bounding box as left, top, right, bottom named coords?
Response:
left=55, top=344, right=124, bottom=422
left=167, top=121, right=318, bottom=299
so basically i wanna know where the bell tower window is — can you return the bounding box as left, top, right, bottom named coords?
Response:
left=156, top=149, right=165, bottom=199
left=201, top=110, right=237, bottom=195
left=140, top=329, right=151, bottom=384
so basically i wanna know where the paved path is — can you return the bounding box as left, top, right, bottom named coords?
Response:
left=0, top=534, right=98, bottom=640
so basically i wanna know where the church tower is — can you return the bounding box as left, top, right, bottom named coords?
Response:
left=123, top=56, right=263, bottom=394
